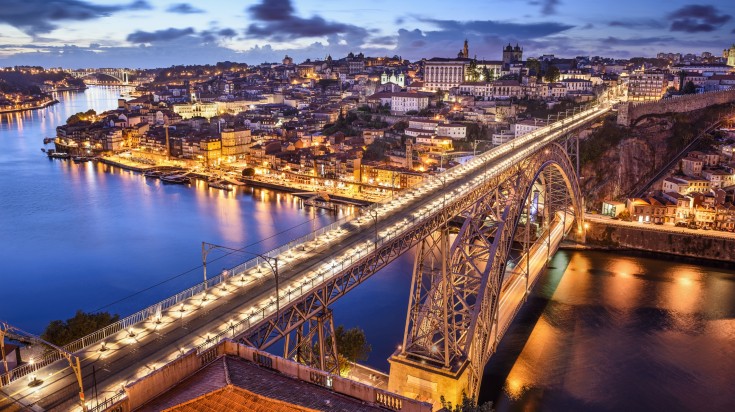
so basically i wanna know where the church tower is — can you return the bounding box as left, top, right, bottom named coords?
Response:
left=728, top=44, right=735, bottom=67
left=463, top=39, right=469, bottom=59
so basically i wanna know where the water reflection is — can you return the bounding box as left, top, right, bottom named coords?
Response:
left=0, top=86, right=341, bottom=333
left=483, top=250, right=735, bottom=412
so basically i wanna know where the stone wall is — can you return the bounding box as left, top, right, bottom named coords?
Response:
left=585, top=221, right=735, bottom=262
left=617, top=89, right=735, bottom=126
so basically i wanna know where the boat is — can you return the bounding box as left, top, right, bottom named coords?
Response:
left=48, top=151, right=70, bottom=159
left=208, top=179, right=233, bottom=191
left=73, top=156, right=91, bottom=163
left=144, top=170, right=163, bottom=178
left=43, top=137, right=54, bottom=144
left=160, top=174, right=191, bottom=184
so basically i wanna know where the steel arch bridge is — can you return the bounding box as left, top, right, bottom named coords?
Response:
left=388, top=143, right=584, bottom=406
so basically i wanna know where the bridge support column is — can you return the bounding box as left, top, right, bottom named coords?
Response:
left=388, top=355, right=472, bottom=410
left=283, top=309, right=339, bottom=374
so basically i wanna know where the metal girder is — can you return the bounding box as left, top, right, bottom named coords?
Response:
left=399, top=143, right=584, bottom=399
left=283, top=309, right=339, bottom=374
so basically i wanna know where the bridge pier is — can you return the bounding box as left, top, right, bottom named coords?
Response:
left=387, top=355, right=472, bottom=410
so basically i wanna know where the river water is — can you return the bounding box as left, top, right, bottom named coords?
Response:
left=1, top=87, right=734, bottom=411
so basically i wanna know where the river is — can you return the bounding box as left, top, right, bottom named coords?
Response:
left=1, top=87, right=734, bottom=411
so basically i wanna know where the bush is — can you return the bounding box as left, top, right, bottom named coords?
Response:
left=42, top=310, right=119, bottom=347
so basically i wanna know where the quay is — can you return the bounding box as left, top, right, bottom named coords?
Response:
left=582, top=214, right=735, bottom=264
left=0, top=98, right=58, bottom=114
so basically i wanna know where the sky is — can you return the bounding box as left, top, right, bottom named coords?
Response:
left=0, top=0, right=734, bottom=68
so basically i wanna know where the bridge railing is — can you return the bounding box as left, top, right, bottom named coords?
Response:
left=1, top=105, right=606, bottom=387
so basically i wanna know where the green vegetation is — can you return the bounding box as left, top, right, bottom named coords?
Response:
left=0, top=69, right=84, bottom=95
left=544, top=65, right=560, bottom=83
left=681, top=81, right=697, bottom=95
left=440, top=393, right=495, bottom=412
left=66, top=109, right=97, bottom=125
left=363, top=139, right=392, bottom=162
left=579, top=115, right=626, bottom=166
left=42, top=310, right=119, bottom=347
left=242, top=167, right=255, bottom=177
left=466, top=60, right=480, bottom=82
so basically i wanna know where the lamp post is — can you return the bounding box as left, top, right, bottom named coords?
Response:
left=367, top=208, right=378, bottom=251
left=201, top=241, right=280, bottom=315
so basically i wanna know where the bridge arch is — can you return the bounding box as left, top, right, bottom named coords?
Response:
left=391, top=142, right=584, bottom=406
left=72, top=70, right=129, bottom=84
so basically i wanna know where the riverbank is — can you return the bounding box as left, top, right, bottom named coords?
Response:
left=0, top=98, right=58, bottom=114
left=568, top=217, right=735, bottom=267
left=97, top=154, right=381, bottom=204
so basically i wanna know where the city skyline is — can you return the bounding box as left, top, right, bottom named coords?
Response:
left=1, top=0, right=735, bottom=68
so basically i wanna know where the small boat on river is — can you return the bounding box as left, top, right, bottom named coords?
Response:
left=208, top=179, right=233, bottom=191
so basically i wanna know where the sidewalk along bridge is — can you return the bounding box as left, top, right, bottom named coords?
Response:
left=0, top=103, right=609, bottom=411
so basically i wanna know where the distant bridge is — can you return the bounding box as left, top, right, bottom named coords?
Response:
left=68, top=68, right=130, bottom=85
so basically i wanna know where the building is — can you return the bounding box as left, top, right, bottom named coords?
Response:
left=390, top=93, right=430, bottom=114
left=502, top=44, right=523, bottom=65
left=381, top=70, right=405, bottom=87
left=172, top=102, right=218, bottom=119
left=513, top=119, right=545, bottom=137
left=628, top=70, right=669, bottom=101
left=108, top=339, right=431, bottom=412
left=423, top=58, right=468, bottom=91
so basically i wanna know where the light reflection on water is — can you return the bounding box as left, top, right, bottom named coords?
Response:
left=0, top=87, right=343, bottom=333
left=482, top=250, right=735, bottom=412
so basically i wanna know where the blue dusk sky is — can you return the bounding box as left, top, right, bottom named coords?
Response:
left=0, top=0, right=734, bottom=68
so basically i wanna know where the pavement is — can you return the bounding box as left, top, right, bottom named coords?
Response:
left=585, top=213, right=735, bottom=240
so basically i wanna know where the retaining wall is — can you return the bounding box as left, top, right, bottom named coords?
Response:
left=585, top=221, right=735, bottom=262
left=617, top=89, right=735, bottom=126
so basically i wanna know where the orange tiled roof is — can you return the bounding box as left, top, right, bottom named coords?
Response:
left=164, top=385, right=318, bottom=412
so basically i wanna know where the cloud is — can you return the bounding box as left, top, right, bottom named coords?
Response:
left=0, top=0, right=151, bottom=35
left=245, top=0, right=369, bottom=44
left=668, top=4, right=731, bottom=33
left=601, top=36, right=675, bottom=46
left=608, top=19, right=666, bottom=30
left=528, top=0, right=560, bottom=15
left=127, top=27, right=195, bottom=43
left=166, top=3, right=205, bottom=14
left=419, top=18, right=574, bottom=38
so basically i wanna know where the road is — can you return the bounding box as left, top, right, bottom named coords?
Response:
left=0, top=104, right=610, bottom=411
left=585, top=213, right=735, bottom=240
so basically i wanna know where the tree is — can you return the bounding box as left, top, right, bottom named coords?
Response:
left=325, top=326, right=371, bottom=375
left=682, top=80, right=697, bottom=95
left=242, top=167, right=256, bottom=177
left=481, top=67, right=492, bottom=82
left=544, top=65, right=560, bottom=83
left=440, top=393, right=495, bottom=412
left=42, top=310, right=119, bottom=347
left=526, top=58, right=541, bottom=77
left=467, top=60, right=480, bottom=82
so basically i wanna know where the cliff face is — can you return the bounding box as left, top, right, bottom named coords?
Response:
left=578, top=102, right=726, bottom=209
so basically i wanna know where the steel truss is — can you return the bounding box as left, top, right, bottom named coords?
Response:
left=283, top=309, right=339, bottom=374
left=399, top=143, right=584, bottom=399
left=237, top=144, right=581, bottom=380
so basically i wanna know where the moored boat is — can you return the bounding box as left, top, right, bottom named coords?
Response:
left=48, top=151, right=70, bottom=159
left=160, top=175, right=190, bottom=184
left=208, top=179, right=232, bottom=191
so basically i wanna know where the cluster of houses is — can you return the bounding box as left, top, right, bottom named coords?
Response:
left=602, top=149, right=735, bottom=231
left=52, top=41, right=735, bottom=198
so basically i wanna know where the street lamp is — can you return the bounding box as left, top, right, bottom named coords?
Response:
left=201, top=241, right=281, bottom=315
left=366, top=208, right=378, bottom=251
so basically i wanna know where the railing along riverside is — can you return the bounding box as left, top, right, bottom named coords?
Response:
left=1, top=105, right=605, bottom=387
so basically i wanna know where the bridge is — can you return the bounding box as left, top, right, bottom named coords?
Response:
left=67, top=69, right=130, bottom=85
left=0, top=103, right=610, bottom=411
